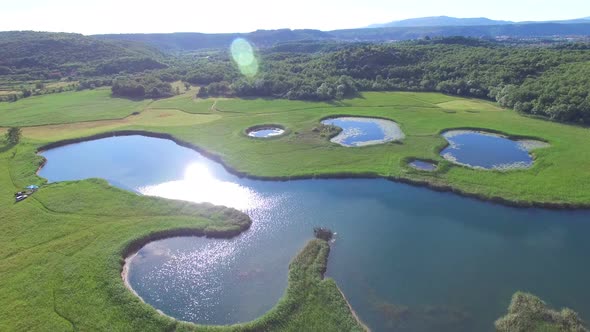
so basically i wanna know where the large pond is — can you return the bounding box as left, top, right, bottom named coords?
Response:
left=441, top=130, right=548, bottom=170
left=321, top=117, right=404, bottom=147
left=39, top=135, right=590, bottom=332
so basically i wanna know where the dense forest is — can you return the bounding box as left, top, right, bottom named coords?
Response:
left=185, top=38, right=590, bottom=123
left=1, top=31, right=590, bottom=123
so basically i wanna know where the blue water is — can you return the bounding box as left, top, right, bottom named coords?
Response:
left=39, top=135, right=590, bottom=332
left=441, top=131, right=533, bottom=169
left=321, top=117, right=403, bottom=147
left=247, top=128, right=284, bottom=138
left=409, top=160, right=437, bottom=171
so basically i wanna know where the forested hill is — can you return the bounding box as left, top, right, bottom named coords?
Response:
left=331, top=23, right=590, bottom=42
left=189, top=38, right=590, bottom=124
left=1, top=30, right=590, bottom=125
left=95, top=29, right=333, bottom=51
left=96, top=23, right=590, bottom=51
left=0, top=31, right=167, bottom=78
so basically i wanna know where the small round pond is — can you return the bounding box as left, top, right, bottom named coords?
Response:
left=246, top=126, right=285, bottom=138
left=441, top=130, right=549, bottom=170
left=321, top=116, right=404, bottom=147
left=409, top=160, right=438, bottom=171
left=38, top=135, right=590, bottom=332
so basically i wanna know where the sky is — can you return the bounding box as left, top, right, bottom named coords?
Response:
left=1, top=0, right=589, bottom=35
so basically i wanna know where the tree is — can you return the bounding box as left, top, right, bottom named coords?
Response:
left=316, top=82, right=334, bottom=100
left=5, top=127, right=21, bottom=145
left=314, top=227, right=334, bottom=241
left=0, top=66, right=11, bottom=75
left=196, top=87, right=208, bottom=98
left=335, top=85, right=346, bottom=99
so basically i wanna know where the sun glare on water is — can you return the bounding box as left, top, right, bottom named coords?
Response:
left=138, top=162, right=260, bottom=210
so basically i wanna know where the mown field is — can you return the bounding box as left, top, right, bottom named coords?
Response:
left=0, top=88, right=151, bottom=126
left=1, top=88, right=589, bottom=331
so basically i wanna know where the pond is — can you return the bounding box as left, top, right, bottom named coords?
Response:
left=39, top=135, right=590, bottom=332
left=409, top=160, right=437, bottom=171
left=440, top=130, right=548, bottom=170
left=246, top=126, right=285, bottom=138
left=320, top=117, right=404, bottom=147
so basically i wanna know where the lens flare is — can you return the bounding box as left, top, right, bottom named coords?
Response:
left=230, top=38, right=258, bottom=77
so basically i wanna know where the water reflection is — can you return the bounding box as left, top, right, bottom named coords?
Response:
left=131, top=237, right=241, bottom=322
left=247, top=128, right=285, bottom=138
left=138, top=162, right=260, bottom=210
left=409, top=160, right=437, bottom=171
left=440, top=130, right=547, bottom=170
left=321, top=117, right=405, bottom=147
left=38, top=135, right=590, bottom=331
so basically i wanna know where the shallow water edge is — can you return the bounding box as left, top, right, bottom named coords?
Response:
left=440, top=129, right=549, bottom=170
left=119, top=229, right=251, bottom=324
left=123, top=234, right=369, bottom=330
left=36, top=129, right=588, bottom=210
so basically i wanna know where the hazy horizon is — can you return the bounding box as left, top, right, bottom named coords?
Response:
left=1, top=0, right=589, bottom=35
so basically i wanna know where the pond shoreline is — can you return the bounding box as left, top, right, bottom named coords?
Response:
left=337, top=287, right=372, bottom=332
left=120, top=228, right=254, bottom=324
left=320, top=115, right=405, bottom=147
left=440, top=128, right=549, bottom=170
left=36, top=129, right=588, bottom=210
left=121, top=231, right=368, bottom=330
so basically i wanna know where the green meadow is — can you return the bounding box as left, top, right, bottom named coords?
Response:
left=0, top=89, right=151, bottom=127
left=10, top=89, right=584, bottom=206
left=0, top=148, right=364, bottom=331
left=1, top=88, right=589, bottom=331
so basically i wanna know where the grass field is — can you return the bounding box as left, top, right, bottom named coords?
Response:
left=0, top=88, right=151, bottom=126
left=81, top=90, right=590, bottom=207
left=2, top=88, right=590, bottom=331
left=0, top=144, right=364, bottom=331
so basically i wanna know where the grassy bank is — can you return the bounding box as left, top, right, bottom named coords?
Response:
left=0, top=141, right=364, bottom=331
left=495, top=292, right=588, bottom=332
left=2, top=89, right=590, bottom=330
left=175, top=239, right=367, bottom=332
left=7, top=90, right=590, bottom=206
left=0, top=143, right=250, bottom=331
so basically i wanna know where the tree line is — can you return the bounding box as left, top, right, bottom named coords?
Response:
left=179, top=38, right=590, bottom=123
left=3, top=32, right=590, bottom=124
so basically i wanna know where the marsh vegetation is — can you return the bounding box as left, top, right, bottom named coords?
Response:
left=2, top=86, right=590, bottom=331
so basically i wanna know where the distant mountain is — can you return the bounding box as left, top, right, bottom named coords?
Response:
left=95, top=29, right=333, bottom=51
left=368, top=16, right=512, bottom=28
left=333, top=23, right=590, bottom=41
left=552, top=17, right=590, bottom=24
left=95, top=23, right=590, bottom=52
left=368, top=16, right=590, bottom=28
